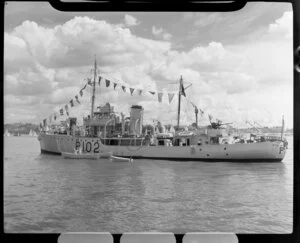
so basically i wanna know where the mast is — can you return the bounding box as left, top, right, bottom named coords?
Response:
left=195, top=107, right=198, bottom=128
left=281, top=115, right=285, bottom=140
left=91, top=55, right=97, bottom=119
left=177, top=76, right=183, bottom=129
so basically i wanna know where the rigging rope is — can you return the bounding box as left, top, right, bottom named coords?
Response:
left=44, top=71, right=213, bottom=127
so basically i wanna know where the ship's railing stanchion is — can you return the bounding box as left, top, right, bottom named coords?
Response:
left=104, top=119, right=113, bottom=139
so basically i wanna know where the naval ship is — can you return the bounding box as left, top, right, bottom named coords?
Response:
left=38, top=59, right=287, bottom=162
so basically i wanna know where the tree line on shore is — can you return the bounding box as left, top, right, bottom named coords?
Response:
left=4, top=123, right=39, bottom=135
left=4, top=122, right=293, bottom=135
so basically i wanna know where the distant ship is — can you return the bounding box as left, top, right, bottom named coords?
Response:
left=29, top=129, right=38, bottom=136
left=38, top=59, right=288, bottom=162
left=4, top=129, right=11, bottom=137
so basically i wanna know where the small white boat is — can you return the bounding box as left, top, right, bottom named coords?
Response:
left=29, top=129, right=38, bottom=136
left=110, top=155, right=133, bottom=163
left=4, top=129, right=11, bottom=137
left=62, top=151, right=112, bottom=159
left=99, top=151, right=113, bottom=158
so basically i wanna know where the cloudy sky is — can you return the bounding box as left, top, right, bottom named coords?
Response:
left=4, top=2, right=293, bottom=128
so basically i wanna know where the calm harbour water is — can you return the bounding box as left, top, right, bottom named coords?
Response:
left=4, top=136, right=293, bottom=233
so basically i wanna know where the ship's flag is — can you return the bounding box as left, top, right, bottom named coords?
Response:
left=106, top=79, right=110, bottom=87
left=87, top=78, right=92, bottom=86
left=179, top=77, right=186, bottom=97
left=138, top=89, right=142, bottom=96
left=168, top=93, right=175, bottom=104
left=130, top=88, right=135, bottom=96
left=70, top=99, right=74, bottom=107
left=80, top=90, right=83, bottom=96
left=60, top=108, right=64, bottom=116
left=113, top=82, right=117, bottom=90
left=190, top=102, right=199, bottom=114
left=179, top=83, right=186, bottom=97
left=122, top=86, right=126, bottom=92
left=75, top=95, right=80, bottom=104
left=98, top=76, right=102, bottom=86
left=158, top=92, right=163, bottom=103
left=149, top=91, right=155, bottom=95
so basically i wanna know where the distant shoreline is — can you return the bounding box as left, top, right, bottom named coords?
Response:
left=4, top=122, right=293, bottom=135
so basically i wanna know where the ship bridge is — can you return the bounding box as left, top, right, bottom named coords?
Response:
left=83, top=103, right=122, bottom=137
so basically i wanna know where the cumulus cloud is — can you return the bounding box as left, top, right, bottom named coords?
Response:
left=268, top=11, right=292, bottom=39
left=4, top=13, right=293, bottom=128
left=7, top=17, right=170, bottom=70
left=124, top=14, right=140, bottom=26
left=162, top=33, right=172, bottom=41
left=152, top=25, right=172, bottom=41
left=152, top=26, right=163, bottom=36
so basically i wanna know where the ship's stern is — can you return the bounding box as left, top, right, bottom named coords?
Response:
left=271, top=141, right=287, bottom=162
